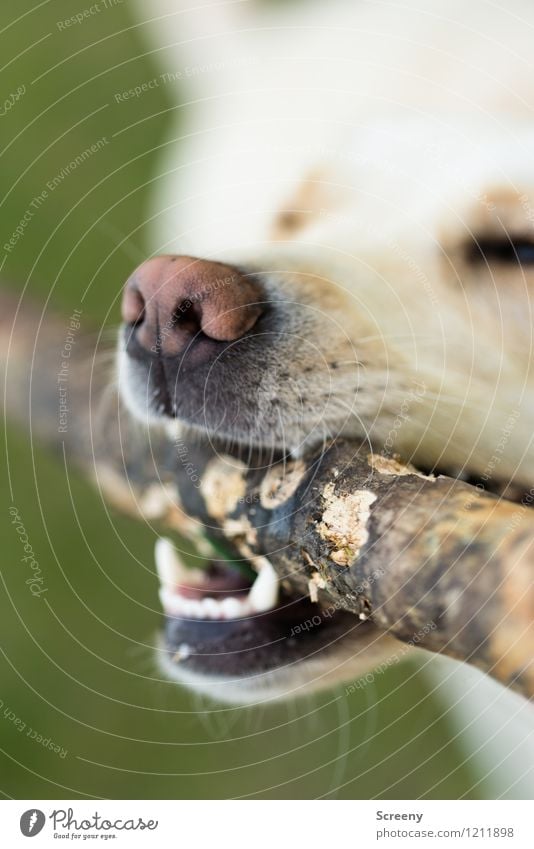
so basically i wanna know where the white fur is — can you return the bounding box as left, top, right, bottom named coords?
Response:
left=131, top=0, right=534, bottom=482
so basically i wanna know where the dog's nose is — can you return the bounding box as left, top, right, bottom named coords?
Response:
left=121, top=255, right=264, bottom=356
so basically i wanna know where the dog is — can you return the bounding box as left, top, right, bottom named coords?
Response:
left=113, top=0, right=534, bottom=708
left=2, top=0, right=534, bottom=793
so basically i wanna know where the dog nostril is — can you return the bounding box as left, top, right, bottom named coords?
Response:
left=122, top=255, right=265, bottom=356
left=173, top=299, right=202, bottom=335
left=121, top=285, right=145, bottom=326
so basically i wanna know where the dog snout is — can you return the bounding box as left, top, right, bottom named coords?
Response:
left=121, top=255, right=264, bottom=356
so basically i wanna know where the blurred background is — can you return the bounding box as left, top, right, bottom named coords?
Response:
left=0, top=0, right=519, bottom=799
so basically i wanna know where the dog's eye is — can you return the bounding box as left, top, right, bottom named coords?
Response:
left=468, top=237, right=534, bottom=265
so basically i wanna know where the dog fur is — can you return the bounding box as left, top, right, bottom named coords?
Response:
left=124, top=0, right=534, bottom=493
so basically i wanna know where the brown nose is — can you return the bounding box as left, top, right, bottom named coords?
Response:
left=121, top=255, right=264, bottom=356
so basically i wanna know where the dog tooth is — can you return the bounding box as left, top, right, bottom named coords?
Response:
left=160, top=588, right=186, bottom=616
left=220, top=597, right=246, bottom=619
left=200, top=597, right=221, bottom=618
left=248, top=559, right=279, bottom=612
left=181, top=597, right=204, bottom=618
left=159, top=587, right=173, bottom=613
left=159, top=588, right=198, bottom=618
left=155, top=537, right=190, bottom=587
left=155, top=537, right=207, bottom=587
left=173, top=643, right=191, bottom=662
left=159, top=587, right=191, bottom=617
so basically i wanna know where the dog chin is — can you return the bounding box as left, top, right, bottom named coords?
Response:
left=157, top=650, right=347, bottom=706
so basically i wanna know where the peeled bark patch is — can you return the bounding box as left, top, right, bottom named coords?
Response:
left=200, top=455, right=247, bottom=522
left=260, top=459, right=306, bottom=508
left=367, top=452, right=430, bottom=479
left=319, top=484, right=377, bottom=565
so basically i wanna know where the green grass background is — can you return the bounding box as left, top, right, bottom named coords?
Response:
left=0, top=0, right=488, bottom=799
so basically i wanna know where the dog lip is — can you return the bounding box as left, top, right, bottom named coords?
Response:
left=122, top=323, right=240, bottom=417
left=122, top=326, right=227, bottom=419
left=121, top=327, right=249, bottom=433
left=162, top=595, right=359, bottom=678
left=123, top=323, right=224, bottom=365
left=120, top=307, right=288, bottom=438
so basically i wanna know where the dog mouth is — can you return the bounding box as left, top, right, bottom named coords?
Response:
left=156, top=537, right=279, bottom=621
left=154, top=537, right=364, bottom=700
